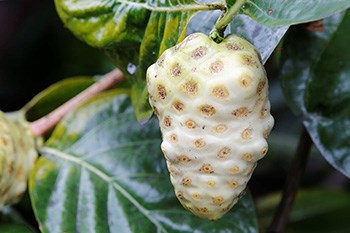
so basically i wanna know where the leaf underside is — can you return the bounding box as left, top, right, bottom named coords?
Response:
left=30, top=90, right=258, bottom=233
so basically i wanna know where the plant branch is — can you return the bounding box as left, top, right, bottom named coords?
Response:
left=210, top=0, right=247, bottom=43
left=30, top=68, right=125, bottom=137
left=266, top=126, right=313, bottom=233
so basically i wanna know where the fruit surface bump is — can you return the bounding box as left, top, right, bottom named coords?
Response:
left=147, top=33, right=274, bottom=220
left=0, top=112, right=38, bottom=210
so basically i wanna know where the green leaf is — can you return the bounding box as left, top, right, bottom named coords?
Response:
left=54, top=0, right=222, bottom=122
left=241, top=0, right=350, bottom=26
left=30, top=90, right=258, bottom=233
left=0, top=224, right=35, bottom=233
left=23, top=77, right=95, bottom=121
left=279, top=10, right=350, bottom=178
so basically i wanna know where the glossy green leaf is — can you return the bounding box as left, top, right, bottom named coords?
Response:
left=257, top=188, right=350, bottom=233
left=23, top=77, right=95, bottom=121
left=279, top=10, right=350, bottom=178
left=241, top=0, right=350, bottom=26
left=29, top=90, right=258, bottom=233
left=54, top=0, right=222, bottom=121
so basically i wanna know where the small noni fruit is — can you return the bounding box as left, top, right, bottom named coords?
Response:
left=0, top=111, right=38, bottom=210
left=147, top=33, right=274, bottom=220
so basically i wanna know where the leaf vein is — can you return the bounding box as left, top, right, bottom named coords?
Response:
left=41, top=147, right=169, bottom=233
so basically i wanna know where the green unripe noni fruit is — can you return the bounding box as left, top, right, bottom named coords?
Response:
left=147, top=33, right=274, bottom=220
left=0, top=111, right=38, bottom=210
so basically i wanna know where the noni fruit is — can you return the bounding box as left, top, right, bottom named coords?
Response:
left=0, top=111, right=38, bottom=210
left=147, top=33, right=274, bottom=220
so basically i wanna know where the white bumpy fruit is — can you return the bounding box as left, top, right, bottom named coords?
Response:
left=0, top=111, right=38, bottom=210
left=147, top=33, right=274, bottom=220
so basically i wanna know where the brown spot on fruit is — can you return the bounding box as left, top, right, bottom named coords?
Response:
left=169, top=165, right=180, bottom=176
left=257, top=80, right=266, bottom=95
left=213, top=196, right=224, bottom=204
left=230, top=181, right=238, bottom=188
left=183, top=80, right=198, bottom=96
left=186, top=33, right=199, bottom=42
left=263, top=130, right=270, bottom=139
left=182, top=177, right=192, bottom=185
left=171, top=63, right=182, bottom=77
left=207, top=180, right=216, bottom=187
left=199, top=104, right=216, bottom=116
left=243, top=153, right=253, bottom=161
left=185, top=120, right=197, bottom=129
left=170, top=134, right=178, bottom=143
left=242, top=54, right=256, bottom=66
left=215, top=124, right=228, bottom=133
left=227, top=42, right=243, bottom=51
left=200, top=207, right=209, bottom=214
left=200, top=164, right=214, bottom=174
left=192, top=193, right=201, bottom=199
left=222, top=205, right=231, bottom=212
left=194, top=139, right=206, bottom=148
left=254, top=98, right=264, bottom=109
left=173, top=101, right=184, bottom=112
left=232, top=107, right=249, bottom=118
left=0, top=136, right=8, bottom=146
left=164, top=116, right=172, bottom=127
left=241, top=128, right=253, bottom=140
left=191, top=46, right=208, bottom=59
left=230, top=166, right=240, bottom=173
left=218, top=147, right=231, bottom=158
left=153, top=106, right=159, bottom=116
left=157, top=55, right=165, bottom=67
left=212, top=86, right=229, bottom=99
left=209, top=60, right=224, bottom=73
left=179, top=155, right=191, bottom=163
left=177, top=191, right=184, bottom=199
left=239, top=74, right=252, bottom=88
left=260, top=108, right=268, bottom=119
left=174, top=43, right=182, bottom=52
left=262, top=147, right=268, bottom=156
left=157, top=84, right=167, bottom=100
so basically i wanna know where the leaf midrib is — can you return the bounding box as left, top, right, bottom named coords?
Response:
left=66, top=0, right=223, bottom=16
left=41, top=147, right=169, bottom=233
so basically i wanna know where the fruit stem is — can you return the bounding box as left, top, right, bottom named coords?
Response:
left=209, top=0, right=247, bottom=43
left=30, top=68, right=125, bottom=137
left=266, top=126, right=313, bottom=233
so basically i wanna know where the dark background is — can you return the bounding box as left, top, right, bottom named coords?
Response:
left=0, top=0, right=113, bottom=111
